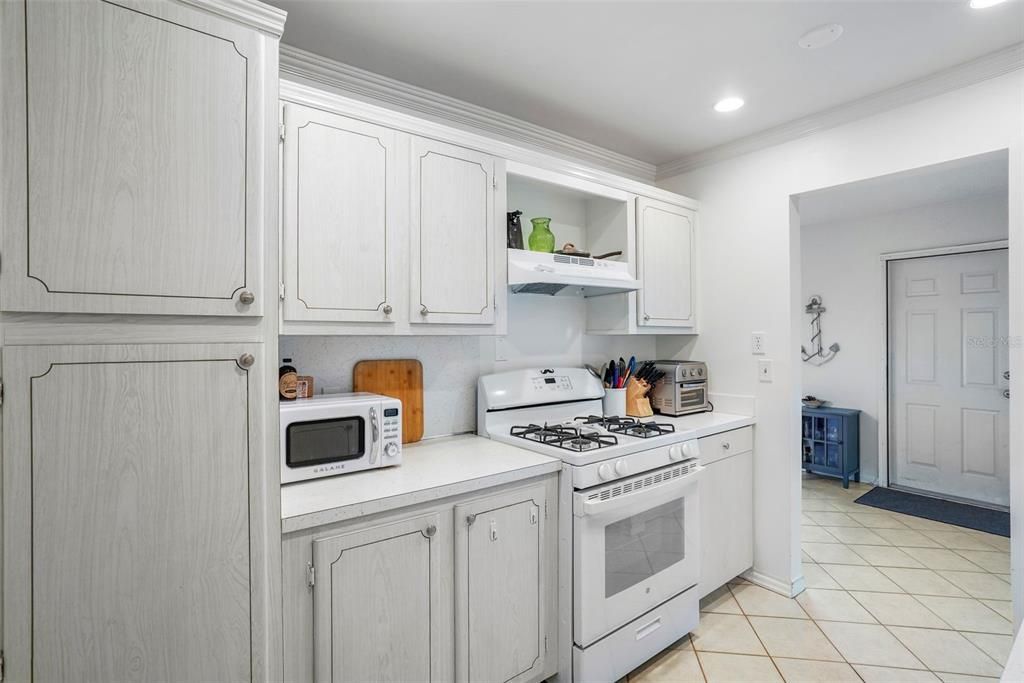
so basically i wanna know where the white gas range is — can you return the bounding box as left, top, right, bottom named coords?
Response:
left=478, top=367, right=705, bottom=683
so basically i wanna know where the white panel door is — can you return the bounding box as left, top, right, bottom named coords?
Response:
left=410, top=137, right=496, bottom=325
left=636, top=197, right=696, bottom=328
left=454, top=483, right=547, bottom=683
left=312, top=512, right=453, bottom=683
left=889, top=249, right=1010, bottom=506
left=282, top=103, right=399, bottom=323
left=2, top=343, right=265, bottom=681
left=1, top=0, right=266, bottom=316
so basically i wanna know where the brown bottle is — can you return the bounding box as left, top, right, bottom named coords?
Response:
left=279, top=358, right=298, bottom=401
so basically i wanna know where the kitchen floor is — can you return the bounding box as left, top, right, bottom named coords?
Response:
left=628, top=475, right=1013, bottom=682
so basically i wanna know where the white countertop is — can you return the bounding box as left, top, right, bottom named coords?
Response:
left=656, top=411, right=756, bottom=437
left=281, top=434, right=561, bottom=533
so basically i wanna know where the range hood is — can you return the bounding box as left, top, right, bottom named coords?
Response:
left=507, top=249, right=641, bottom=297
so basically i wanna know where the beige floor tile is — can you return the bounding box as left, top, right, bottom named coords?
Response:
left=848, top=512, right=910, bottom=529
left=804, top=511, right=862, bottom=527
left=819, top=564, right=903, bottom=593
left=876, top=567, right=969, bottom=597
left=979, top=599, right=1012, bottom=621
left=853, top=665, right=940, bottom=682
left=922, top=531, right=1001, bottom=551
left=802, top=499, right=841, bottom=512
left=953, top=550, right=1010, bottom=574
left=815, top=621, right=923, bottom=668
left=938, top=571, right=1012, bottom=600
left=900, top=547, right=985, bottom=572
left=796, top=588, right=876, bottom=623
left=747, top=616, right=843, bottom=662
left=690, top=613, right=766, bottom=655
left=730, top=583, right=808, bottom=619
left=873, top=528, right=944, bottom=548
left=773, top=657, right=860, bottom=682
left=912, top=595, right=1013, bottom=634
left=803, top=542, right=868, bottom=565
left=849, top=592, right=949, bottom=628
left=802, top=563, right=841, bottom=590
left=887, top=626, right=1003, bottom=677
left=847, top=545, right=924, bottom=568
left=696, top=652, right=781, bottom=683
left=628, top=647, right=706, bottom=682
left=801, top=513, right=819, bottom=526
left=962, top=632, right=1012, bottom=667
left=700, top=585, right=743, bottom=615
left=935, top=674, right=1000, bottom=683
left=821, top=525, right=892, bottom=546
left=974, top=534, right=1009, bottom=552
left=801, top=526, right=839, bottom=543
left=890, top=514, right=961, bottom=533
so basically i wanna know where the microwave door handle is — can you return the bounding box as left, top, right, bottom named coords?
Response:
left=574, top=466, right=703, bottom=519
left=369, top=407, right=380, bottom=464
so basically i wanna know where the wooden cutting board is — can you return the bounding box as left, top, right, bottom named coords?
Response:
left=353, top=359, right=424, bottom=444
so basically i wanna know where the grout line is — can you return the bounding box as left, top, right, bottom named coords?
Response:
left=724, top=583, right=789, bottom=681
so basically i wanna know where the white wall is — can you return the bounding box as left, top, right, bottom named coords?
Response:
left=801, top=193, right=1009, bottom=484
left=281, top=295, right=653, bottom=437
left=656, top=70, right=1023, bottom=613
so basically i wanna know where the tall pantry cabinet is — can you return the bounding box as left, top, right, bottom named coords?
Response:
left=0, top=0, right=286, bottom=680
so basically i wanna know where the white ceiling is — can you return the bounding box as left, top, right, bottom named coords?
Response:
left=270, top=1, right=1023, bottom=166
left=798, top=150, right=1009, bottom=226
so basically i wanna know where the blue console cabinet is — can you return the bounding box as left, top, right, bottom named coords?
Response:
left=802, top=406, right=860, bottom=488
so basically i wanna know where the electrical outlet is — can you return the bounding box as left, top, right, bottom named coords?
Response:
left=758, top=359, right=773, bottom=382
left=751, top=332, right=766, bottom=355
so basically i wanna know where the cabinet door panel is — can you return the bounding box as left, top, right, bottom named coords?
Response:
left=313, top=513, right=452, bottom=683
left=410, top=138, right=495, bottom=325
left=283, top=104, right=398, bottom=323
left=2, top=343, right=264, bottom=681
left=2, top=0, right=265, bottom=315
left=637, top=197, right=695, bottom=328
left=698, top=450, right=754, bottom=598
left=455, top=483, right=546, bottom=683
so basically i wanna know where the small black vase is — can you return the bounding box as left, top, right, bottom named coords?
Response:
left=507, top=210, right=524, bottom=249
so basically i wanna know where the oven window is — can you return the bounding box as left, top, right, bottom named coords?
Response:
left=604, top=499, right=685, bottom=598
left=286, top=417, right=365, bottom=468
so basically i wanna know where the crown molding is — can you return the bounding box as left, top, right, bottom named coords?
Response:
left=279, top=44, right=657, bottom=183
left=175, top=0, right=287, bottom=37
left=657, top=42, right=1024, bottom=180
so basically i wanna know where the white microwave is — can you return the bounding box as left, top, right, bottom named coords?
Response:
left=280, top=393, right=402, bottom=484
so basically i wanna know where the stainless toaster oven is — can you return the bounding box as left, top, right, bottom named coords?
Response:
left=649, top=361, right=710, bottom=416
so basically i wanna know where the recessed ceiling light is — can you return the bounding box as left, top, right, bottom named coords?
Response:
left=969, top=0, right=1006, bottom=7
left=714, top=97, right=745, bottom=113
left=798, top=23, right=844, bottom=49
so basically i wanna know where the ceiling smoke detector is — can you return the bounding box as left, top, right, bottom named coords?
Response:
left=798, top=23, right=844, bottom=49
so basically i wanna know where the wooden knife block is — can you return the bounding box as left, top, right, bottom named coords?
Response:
left=625, top=378, right=654, bottom=417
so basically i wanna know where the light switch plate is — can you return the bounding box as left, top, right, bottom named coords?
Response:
left=758, top=359, right=773, bottom=382
left=751, top=332, right=766, bottom=355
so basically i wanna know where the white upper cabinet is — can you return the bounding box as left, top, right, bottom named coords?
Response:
left=1, top=0, right=270, bottom=316
left=636, top=196, right=696, bottom=330
left=410, top=137, right=498, bottom=326
left=282, top=104, right=398, bottom=324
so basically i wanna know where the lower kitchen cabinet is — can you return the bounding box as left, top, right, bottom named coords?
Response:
left=283, top=474, right=558, bottom=683
left=454, top=483, right=550, bottom=683
left=1, top=343, right=269, bottom=681
left=697, top=427, right=754, bottom=598
left=312, top=512, right=453, bottom=682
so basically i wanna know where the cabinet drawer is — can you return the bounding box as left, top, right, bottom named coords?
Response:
left=698, top=427, right=753, bottom=466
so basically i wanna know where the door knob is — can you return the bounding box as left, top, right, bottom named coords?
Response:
left=237, top=353, right=255, bottom=369
left=238, top=290, right=255, bottom=305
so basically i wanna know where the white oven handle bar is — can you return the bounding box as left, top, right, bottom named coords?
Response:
left=574, top=466, right=702, bottom=519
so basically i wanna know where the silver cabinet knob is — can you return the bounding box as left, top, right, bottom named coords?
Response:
left=424, top=524, right=437, bottom=538
left=722, top=441, right=731, bottom=450
left=1003, top=389, right=1011, bottom=399
left=1004, top=370, right=1011, bottom=380
left=644, top=314, right=651, bottom=321
left=420, top=305, right=429, bottom=316
left=382, top=303, right=393, bottom=315
left=237, top=353, right=255, bottom=369
left=238, top=290, right=255, bottom=305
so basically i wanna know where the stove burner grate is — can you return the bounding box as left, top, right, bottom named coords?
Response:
left=574, top=415, right=676, bottom=439
left=510, top=423, right=618, bottom=452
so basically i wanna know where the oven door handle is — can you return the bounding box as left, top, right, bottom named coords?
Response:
left=574, top=467, right=702, bottom=518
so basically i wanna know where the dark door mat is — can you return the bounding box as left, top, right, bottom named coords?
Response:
left=854, top=487, right=1009, bottom=538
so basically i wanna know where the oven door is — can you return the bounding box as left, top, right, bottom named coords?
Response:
left=676, top=382, right=708, bottom=412
left=573, top=461, right=701, bottom=646
left=280, top=402, right=381, bottom=483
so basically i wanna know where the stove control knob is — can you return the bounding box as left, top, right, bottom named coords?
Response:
left=597, top=463, right=614, bottom=481
left=669, top=444, right=684, bottom=461
left=681, top=441, right=699, bottom=459
left=614, top=459, right=628, bottom=476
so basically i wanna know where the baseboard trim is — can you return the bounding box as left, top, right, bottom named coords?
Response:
left=742, top=569, right=806, bottom=598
